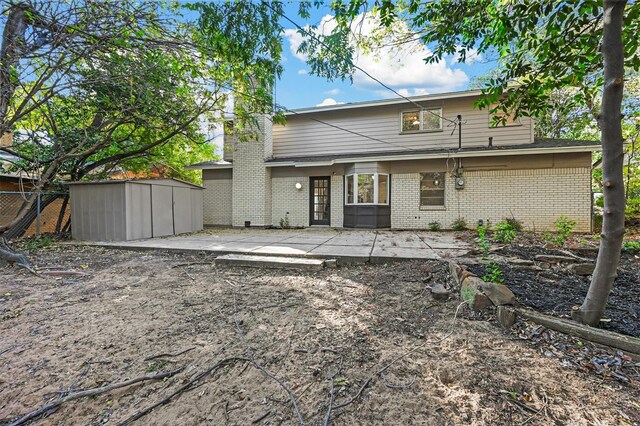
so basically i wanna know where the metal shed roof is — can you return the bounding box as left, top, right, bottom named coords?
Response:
left=66, top=177, right=204, bottom=189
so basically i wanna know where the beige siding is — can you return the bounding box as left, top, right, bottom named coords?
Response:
left=273, top=96, right=533, bottom=158
left=70, top=183, right=126, bottom=241
left=125, top=183, right=152, bottom=240
left=391, top=167, right=592, bottom=232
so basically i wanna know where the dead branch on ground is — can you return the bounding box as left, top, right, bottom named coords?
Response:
left=116, top=357, right=248, bottom=426
left=144, top=347, right=196, bottom=361
left=7, top=368, right=183, bottom=426
left=231, top=290, right=305, bottom=425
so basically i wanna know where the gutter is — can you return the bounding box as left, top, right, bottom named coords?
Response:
left=265, top=145, right=602, bottom=168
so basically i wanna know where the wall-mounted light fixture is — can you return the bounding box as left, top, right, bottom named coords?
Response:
left=295, top=182, right=302, bottom=190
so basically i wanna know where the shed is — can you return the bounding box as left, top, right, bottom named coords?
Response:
left=69, top=178, right=203, bottom=241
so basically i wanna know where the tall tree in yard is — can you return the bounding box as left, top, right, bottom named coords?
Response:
left=297, top=0, right=638, bottom=325
left=0, top=1, right=284, bottom=245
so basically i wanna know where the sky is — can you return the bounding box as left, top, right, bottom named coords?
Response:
left=274, top=2, right=496, bottom=110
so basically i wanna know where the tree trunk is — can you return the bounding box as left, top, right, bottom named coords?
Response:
left=573, top=0, right=626, bottom=326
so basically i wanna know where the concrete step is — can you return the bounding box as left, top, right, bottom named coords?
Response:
left=215, top=254, right=326, bottom=271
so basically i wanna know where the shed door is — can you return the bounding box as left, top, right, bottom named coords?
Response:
left=173, top=187, right=192, bottom=234
left=152, top=185, right=174, bottom=237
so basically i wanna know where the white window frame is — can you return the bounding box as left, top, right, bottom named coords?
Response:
left=400, top=108, right=443, bottom=132
left=345, top=173, right=390, bottom=205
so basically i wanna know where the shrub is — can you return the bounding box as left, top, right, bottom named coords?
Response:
left=493, top=220, right=518, bottom=243
left=279, top=214, right=290, bottom=229
left=482, top=261, right=504, bottom=284
left=451, top=218, right=467, bottom=231
left=504, top=217, right=523, bottom=232
left=428, top=221, right=441, bottom=231
left=25, top=235, right=53, bottom=251
left=626, top=198, right=640, bottom=218
left=475, top=225, right=490, bottom=254
left=553, top=215, right=576, bottom=246
left=623, top=241, right=640, bottom=253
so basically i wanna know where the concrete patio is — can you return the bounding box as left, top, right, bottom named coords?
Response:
left=94, top=228, right=471, bottom=263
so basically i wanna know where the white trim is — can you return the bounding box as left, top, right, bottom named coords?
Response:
left=345, top=173, right=390, bottom=205
left=185, top=164, right=233, bottom=170
left=265, top=145, right=601, bottom=168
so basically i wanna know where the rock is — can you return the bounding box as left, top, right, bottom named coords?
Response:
left=508, top=258, right=535, bottom=266
left=537, top=262, right=551, bottom=270
left=566, top=262, right=595, bottom=275
left=324, top=259, right=338, bottom=269
left=449, top=261, right=464, bottom=285
left=431, top=284, right=449, bottom=301
left=496, top=306, right=517, bottom=328
left=534, top=254, right=578, bottom=264
left=471, top=293, right=493, bottom=311
left=461, top=276, right=493, bottom=310
left=480, top=282, right=516, bottom=306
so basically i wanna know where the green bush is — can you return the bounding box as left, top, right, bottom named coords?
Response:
left=25, top=235, right=53, bottom=251
left=451, top=218, right=467, bottom=231
left=553, top=215, right=576, bottom=246
left=482, top=261, right=505, bottom=284
left=623, top=241, right=640, bottom=253
left=504, top=217, right=523, bottom=232
left=428, top=221, right=441, bottom=231
left=475, top=225, right=490, bottom=254
left=626, top=198, right=640, bottom=217
left=493, top=220, right=518, bottom=243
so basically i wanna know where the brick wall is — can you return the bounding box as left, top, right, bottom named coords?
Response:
left=271, top=176, right=308, bottom=227
left=231, top=115, right=272, bottom=227
left=391, top=167, right=592, bottom=232
left=203, top=178, right=232, bottom=225
left=330, top=175, right=344, bottom=228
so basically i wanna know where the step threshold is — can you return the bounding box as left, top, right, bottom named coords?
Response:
left=215, top=254, right=326, bottom=271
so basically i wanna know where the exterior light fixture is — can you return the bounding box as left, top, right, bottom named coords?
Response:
left=295, top=182, right=302, bottom=190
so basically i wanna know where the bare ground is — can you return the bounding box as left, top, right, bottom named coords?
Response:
left=1, top=245, right=639, bottom=425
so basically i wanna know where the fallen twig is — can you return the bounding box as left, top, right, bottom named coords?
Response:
left=144, top=347, right=195, bottom=362
left=8, top=368, right=183, bottom=426
left=116, top=357, right=247, bottom=426
left=232, top=291, right=305, bottom=425
left=170, top=262, right=213, bottom=269
left=520, top=402, right=548, bottom=426
left=380, top=372, right=416, bottom=389
left=332, top=378, right=371, bottom=410
left=252, top=411, right=271, bottom=424
left=323, top=374, right=335, bottom=426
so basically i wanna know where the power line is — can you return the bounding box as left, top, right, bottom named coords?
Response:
left=264, top=1, right=457, bottom=125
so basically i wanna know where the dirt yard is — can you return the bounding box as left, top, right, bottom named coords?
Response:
left=1, top=245, right=639, bottom=425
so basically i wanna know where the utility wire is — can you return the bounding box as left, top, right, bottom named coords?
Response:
left=264, top=1, right=457, bottom=125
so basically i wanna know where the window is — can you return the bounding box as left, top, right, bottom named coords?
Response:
left=345, top=173, right=389, bottom=205
left=488, top=103, right=521, bottom=127
left=401, top=108, right=442, bottom=132
left=420, top=172, right=445, bottom=207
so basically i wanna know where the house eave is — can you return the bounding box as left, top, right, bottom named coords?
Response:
left=286, top=89, right=484, bottom=116
left=265, top=145, right=601, bottom=168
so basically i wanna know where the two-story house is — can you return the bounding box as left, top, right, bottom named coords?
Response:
left=188, top=90, right=599, bottom=232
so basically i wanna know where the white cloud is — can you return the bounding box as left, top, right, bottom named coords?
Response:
left=283, top=28, right=307, bottom=61
left=316, top=98, right=345, bottom=107
left=297, top=69, right=308, bottom=75
left=283, top=13, right=469, bottom=95
left=324, top=88, right=341, bottom=95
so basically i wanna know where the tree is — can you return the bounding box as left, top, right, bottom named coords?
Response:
left=0, top=0, right=285, bottom=244
left=297, top=0, right=638, bottom=326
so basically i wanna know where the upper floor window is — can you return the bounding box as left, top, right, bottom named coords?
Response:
left=489, top=103, right=521, bottom=127
left=345, top=173, right=389, bottom=205
left=401, top=108, right=443, bottom=132
left=420, top=172, right=445, bottom=207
